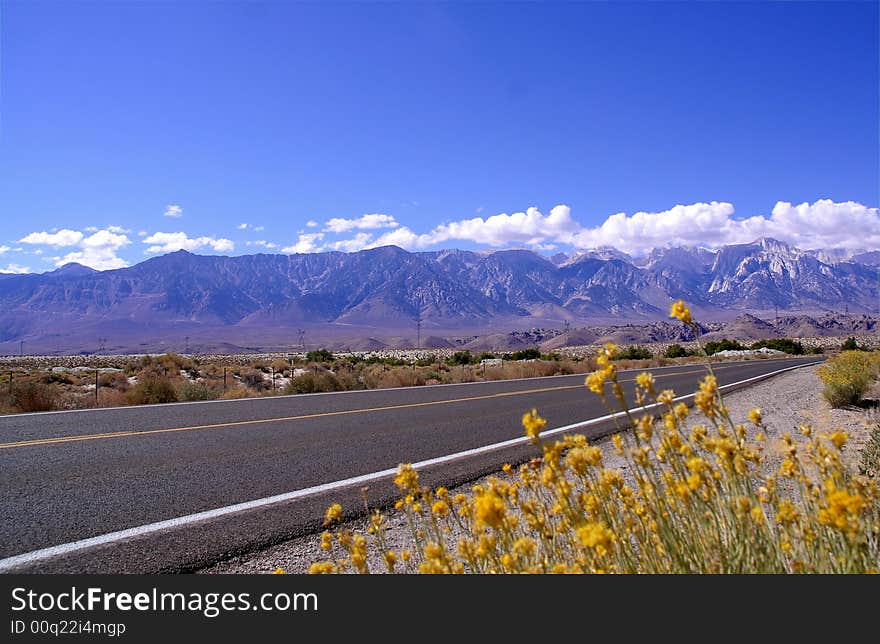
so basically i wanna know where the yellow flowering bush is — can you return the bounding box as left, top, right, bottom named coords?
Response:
left=308, top=302, right=879, bottom=574
left=817, top=350, right=880, bottom=408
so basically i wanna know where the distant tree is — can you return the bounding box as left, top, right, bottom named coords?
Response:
left=448, top=350, right=473, bottom=365
left=703, top=339, right=746, bottom=355
left=612, top=345, right=653, bottom=360
left=664, top=343, right=689, bottom=359
left=841, top=337, right=862, bottom=351
left=306, top=348, right=335, bottom=362
left=750, top=338, right=805, bottom=355
left=510, top=348, right=541, bottom=361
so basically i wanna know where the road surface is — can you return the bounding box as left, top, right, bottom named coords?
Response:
left=0, top=355, right=821, bottom=572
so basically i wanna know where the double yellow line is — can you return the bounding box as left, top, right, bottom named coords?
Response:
left=0, top=364, right=736, bottom=451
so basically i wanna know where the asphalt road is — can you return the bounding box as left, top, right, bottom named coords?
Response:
left=0, top=355, right=822, bottom=572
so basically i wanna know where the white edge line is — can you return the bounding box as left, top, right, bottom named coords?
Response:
left=0, top=356, right=818, bottom=418
left=0, top=361, right=814, bottom=572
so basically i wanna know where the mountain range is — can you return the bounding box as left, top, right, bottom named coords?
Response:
left=0, top=237, right=876, bottom=354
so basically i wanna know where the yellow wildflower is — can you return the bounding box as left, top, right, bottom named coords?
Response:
left=323, top=503, right=343, bottom=526
left=308, top=562, right=336, bottom=575
left=775, top=500, right=798, bottom=525
left=522, top=408, right=547, bottom=444
left=431, top=500, right=449, bottom=517
left=817, top=481, right=865, bottom=535
left=635, top=371, right=655, bottom=392
left=393, top=463, right=419, bottom=494
left=475, top=490, right=507, bottom=528
left=828, top=431, right=848, bottom=451
left=512, top=537, right=536, bottom=558
left=576, top=522, right=615, bottom=554
left=669, top=299, right=692, bottom=324
left=657, top=389, right=675, bottom=405
left=585, top=370, right=608, bottom=395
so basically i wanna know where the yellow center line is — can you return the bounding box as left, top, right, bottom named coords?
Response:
left=0, top=364, right=739, bottom=450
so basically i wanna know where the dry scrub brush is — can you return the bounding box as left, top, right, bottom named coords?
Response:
left=818, top=350, right=880, bottom=408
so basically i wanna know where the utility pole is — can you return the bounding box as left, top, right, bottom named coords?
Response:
left=223, top=367, right=227, bottom=390
left=95, top=370, right=99, bottom=405
left=297, top=329, right=306, bottom=351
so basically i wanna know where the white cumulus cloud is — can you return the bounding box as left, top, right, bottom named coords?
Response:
left=19, top=229, right=84, bottom=247
left=0, top=263, right=30, bottom=274
left=569, top=202, right=738, bottom=254
left=761, top=200, right=880, bottom=251
left=348, top=205, right=581, bottom=251
left=282, top=233, right=324, bottom=254
left=327, top=233, right=374, bottom=252
left=292, top=199, right=878, bottom=256
left=143, top=232, right=234, bottom=254
left=55, top=229, right=131, bottom=270
left=568, top=199, right=880, bottom=255
left=18, top=228, right=130, bottom=270
left=323, top=214, right=399, bottom=233
left=0, top=245, right=9, bottom=254
left=246, top=240, right=279, bottom=249
left=425, top=205, right=580, bottom=248
left=305, top=220, right=319, bottom=228
left=163, top=204, right=183, bottom=218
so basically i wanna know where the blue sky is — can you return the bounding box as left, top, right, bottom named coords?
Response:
left=0, top=0, right=877, bottom=272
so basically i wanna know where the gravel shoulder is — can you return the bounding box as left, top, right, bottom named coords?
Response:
left=199, top=364, right=877, bottom=574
